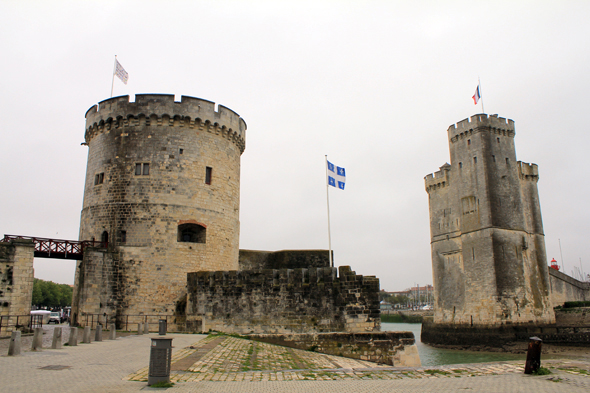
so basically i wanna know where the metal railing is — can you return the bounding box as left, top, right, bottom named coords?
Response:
left=1, top=235, right=107, bottom=260
left=79, top=313, right=172, bottom=331
left=0, top=314, right=43, bottom=337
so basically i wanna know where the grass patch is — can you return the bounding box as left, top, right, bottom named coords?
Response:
left=558, top=367, right=589, bottom=375
left=149, top=381, right=175, bottom=388
left=424, top=369, right=450, bottom=376
left=532, top=367, right=551, bottom=375
left=381, top=313, right=422, bottom=323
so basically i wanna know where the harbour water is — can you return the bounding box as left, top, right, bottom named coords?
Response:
left=382, top=322, right=525, bottom=367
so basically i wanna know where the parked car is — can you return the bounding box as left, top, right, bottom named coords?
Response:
left=48, top=312, right=61, bottom=324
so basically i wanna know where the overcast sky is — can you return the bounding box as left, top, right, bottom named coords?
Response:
left=1, top=1, right=589, bottom=290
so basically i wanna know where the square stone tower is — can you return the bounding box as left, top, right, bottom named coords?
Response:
left=424, top=114, right=554, bottom=333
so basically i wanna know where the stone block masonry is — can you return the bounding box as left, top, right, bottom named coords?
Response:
left=185, top=265, right=380, bottom=334
left=0, top=240, right=34, bottom=336
left=424, top=114, right=554, bottom=340
left=73, top=94, right=246, bottom=330
left=248, top=332, right=421, bottom=367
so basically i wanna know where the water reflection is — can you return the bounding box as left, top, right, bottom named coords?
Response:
left=382, top=322, right=525, bottom=367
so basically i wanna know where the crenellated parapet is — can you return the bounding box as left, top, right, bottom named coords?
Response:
left=186, top=265, right=381, bottom=334
left=84, top=94, right=246, bottom=153
left=191, top=267, right=338, bottom=288
left=424, top=163, right=451, bottom=193
left=518, top=161, right=539, bottom=182
left=448, top=114, right=515, bottom=144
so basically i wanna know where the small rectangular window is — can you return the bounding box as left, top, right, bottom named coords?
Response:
left=205, top=167, right=212, bottom=185
left=120, top=230, right=126, bottom=243
left=497, top=137, right=500, bottom=143
left=179, top=149, right=184, bottom=155
left=135, top=163, right=150, bottom=176
left=473, top=157, right=477, bottom=164
left=506, top=157, right=510, bottom=165
left=459, top=162, right=463, bottom=168
left=467, top=139, right=471, bottom=146
left=94, top=173, right=104, bottom=185
left=492, top=155, right=496, bottom=162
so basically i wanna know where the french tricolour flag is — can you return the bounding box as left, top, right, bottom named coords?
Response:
left=327, top=161, right=346, bottom=190
left=472, top=85, right=481, bottom=105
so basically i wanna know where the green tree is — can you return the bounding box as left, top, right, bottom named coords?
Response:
left=32, top=278, right=73, bottom=308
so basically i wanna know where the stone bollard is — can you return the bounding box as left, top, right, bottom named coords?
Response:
left=82, top=326, right=92, bottom=343
left=109, top=323, right=117, bottom=340
left=138, top=323, right=143, bottom=335
left=144, top=321, right=150, bottom=334
left=524, top=337, right=543, bottom=374
left=8, top=331, right=22, bottom=356
left=51, top=327, right=62, bottom=349
left=95, top=324, right=103, bottom=342
left=68, top=327, right=78, bottom=346
left=31, top=327, right=43, bottom=351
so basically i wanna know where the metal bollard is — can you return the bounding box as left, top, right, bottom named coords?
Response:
left=158, top=319, right=167, bottom=335
left=138, top=323, right=143, bottom=335
left=82, top=326, right=92, bottom=343
left=524, top=337, right=543, bottom=374
left=148, top=337, right=173, bottom=386
left=144, top=321, right=150, bottom=334
left=68, top=327, right=78, bottom=346
left=8, top=331, right=21, bottom=356
left=109, top=323, right=117, bottom=340
left=52, top=327, right=62, bottom=349
left=95, top=324, right=103, bottom=342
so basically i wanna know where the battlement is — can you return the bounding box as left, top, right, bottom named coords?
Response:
left=186, top=265, right=380, bottom=334
left=84, top=94, right=246, bottom=153
left=448, top=114, right=515, bottom=143
left=424, top=163, right=450, bottom=193
left=518, top=161, right=539, bottom=182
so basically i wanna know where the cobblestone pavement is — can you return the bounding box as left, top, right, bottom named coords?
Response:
left=1, top=331, right=589, bottom=392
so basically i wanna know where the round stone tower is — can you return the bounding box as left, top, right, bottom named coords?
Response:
left=73, top=94, right=246, bottom=327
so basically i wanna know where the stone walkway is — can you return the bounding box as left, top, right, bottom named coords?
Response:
left=1, top=330, right=589, bottom=392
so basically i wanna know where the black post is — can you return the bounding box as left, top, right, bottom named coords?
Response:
left=524, top=337, right=543, bottom=374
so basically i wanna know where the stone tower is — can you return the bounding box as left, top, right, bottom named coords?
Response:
left=424, top=114, right=554, bottom=334
left=72, top=94, right=246, bottom=327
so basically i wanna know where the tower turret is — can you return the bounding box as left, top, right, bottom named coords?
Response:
left=423, top=114, right=554, bottom=344
left=72, top=94, right=246, bottom=327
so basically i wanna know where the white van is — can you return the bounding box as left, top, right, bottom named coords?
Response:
left=30, top=310, right=51, bottom=324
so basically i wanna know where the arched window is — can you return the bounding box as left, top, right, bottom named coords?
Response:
left=177, top=223, right=206, bottom=243
left=101, top=231, right=108, bottom=246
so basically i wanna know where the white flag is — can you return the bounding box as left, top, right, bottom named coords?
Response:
left=115, top=59, right=129, bottom=85
left=327, top=161, right=346, bottom=190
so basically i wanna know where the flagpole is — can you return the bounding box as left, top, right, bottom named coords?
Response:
left=325, top=155, right=333, bottom=268
left=478, top=76, right=485, bottom=113
left=110, top=55, right=117, bottom=98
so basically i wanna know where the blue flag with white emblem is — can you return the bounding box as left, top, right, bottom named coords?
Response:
left=327, top=161, right=346, bottom=190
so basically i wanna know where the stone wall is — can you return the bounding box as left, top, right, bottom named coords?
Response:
left=549, top=267, right=590, bottom=306
left=71, top=248, right=116, bottom=327
left=74, top=94, right=246, bottom=325
left=185, top=265, right=380, bottom=334
left=239, top=249, right=330, bottom=270
left=0, top=239, right=34, bottom=336
left=422, top=316, right=590, bottom=347
left=248, top=332, right=421, bottom=367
